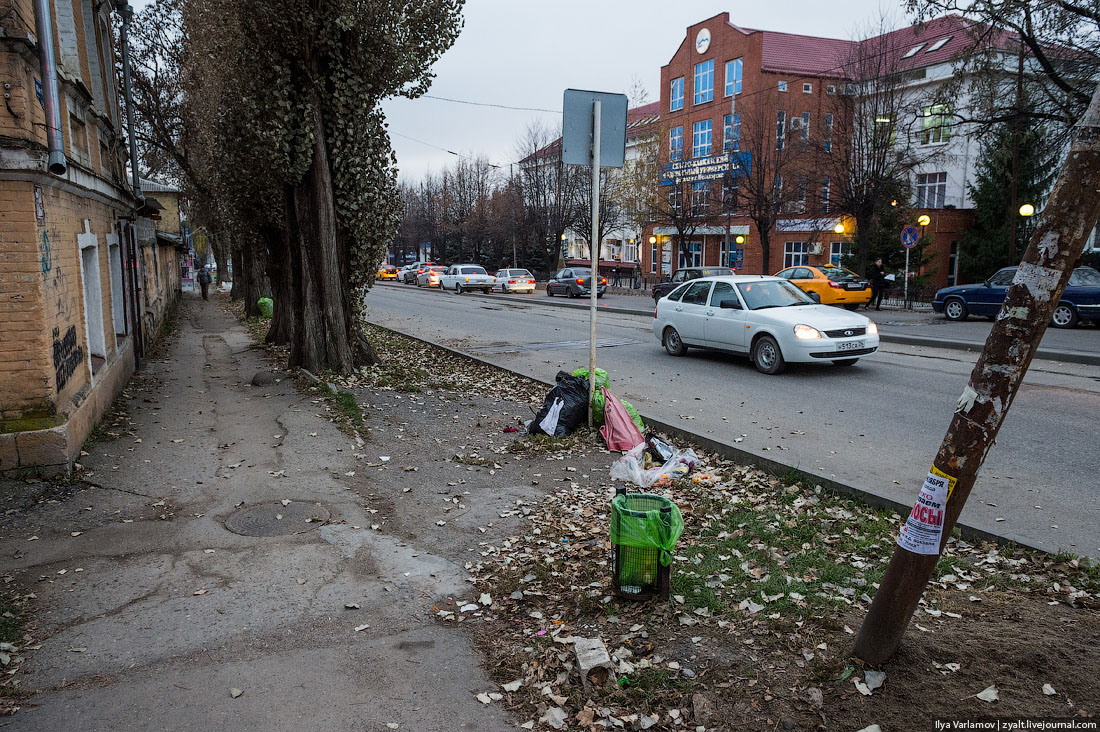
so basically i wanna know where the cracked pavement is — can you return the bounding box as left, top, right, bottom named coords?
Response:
left=0, top=294, right=520, bottom=731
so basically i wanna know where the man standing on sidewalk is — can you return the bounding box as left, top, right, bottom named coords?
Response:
left=867, top=257, right=886, bottom=310
left=197, top=266, right=212, bottom=301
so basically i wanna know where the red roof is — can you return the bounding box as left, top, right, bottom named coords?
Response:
left=757, top=30, right=854, bottom=77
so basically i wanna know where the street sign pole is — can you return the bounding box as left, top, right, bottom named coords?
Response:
left=904, top=247, right=910, bottom=304
left=588, top=100, right=601, bottom=429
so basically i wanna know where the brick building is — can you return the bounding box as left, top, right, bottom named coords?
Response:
left=1, top=0, right=178, bottom=474
left=640, top=13, right=991, bottom=287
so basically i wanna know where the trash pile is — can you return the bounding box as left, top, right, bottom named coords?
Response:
left=609, top=433, right=698, bottom=489
left=528, top=368, right=645, bottom=453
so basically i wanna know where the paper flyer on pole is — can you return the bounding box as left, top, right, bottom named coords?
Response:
left=897, top=467, right=957, bottom=555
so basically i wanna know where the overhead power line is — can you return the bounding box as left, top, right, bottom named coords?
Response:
left=421, top=94, right=558, bottom=114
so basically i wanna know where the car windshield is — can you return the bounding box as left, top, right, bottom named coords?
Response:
left=429, top=266, right=446, bottom=272
left=736, top=280, right=816, bottom=309
left=822, top=267, right=861, bottom=282
left=700, top=268, right=733, bottom=276
left=460, top=266, right=487, bottom=275
left=1070, top=267, right=1100, bottom=286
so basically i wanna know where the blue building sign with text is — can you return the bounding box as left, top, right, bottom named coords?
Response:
left=660, top=151, right=752, bottom=186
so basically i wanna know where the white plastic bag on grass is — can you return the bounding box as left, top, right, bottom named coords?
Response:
left=610, top=442, right=699, bottom=488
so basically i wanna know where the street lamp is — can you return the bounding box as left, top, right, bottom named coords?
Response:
left=834, top=223, right=845, bottom=234
left=1019, top=203, right=1035, bottom=217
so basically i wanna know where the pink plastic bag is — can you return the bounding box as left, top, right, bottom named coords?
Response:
left=599, top=387, right=644, bottom=451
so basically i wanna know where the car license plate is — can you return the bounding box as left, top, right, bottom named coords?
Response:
left=845, top=283, right=865, bottom=290
left=837, top=340, right=864, bottom=351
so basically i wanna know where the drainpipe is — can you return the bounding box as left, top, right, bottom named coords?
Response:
left=32, top=0, right=67, bottom=175
left=118, top=2, right=143, bottom=205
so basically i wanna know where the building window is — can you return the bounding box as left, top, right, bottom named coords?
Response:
left=824, top=113, right=834, bottom=152
left=679, top=240, right=702, bottom=268
left=947, top=241, right=959, bottom=285
left=694, top=59, right=714, bottom=105
left=670, top=77, right=684, bottom=111
left=778, top=81, right=788, bottom=92
left=725, top=58, right=743, bottom=96
left=926, top=36, right=952, bottom=53
left=69, top=113, right=89, bottom=159
left=624, top=239, right=637, bottom=262
left=821, top=177, right=831, bottom=213
left=921, top=104, right=952, bottom=144
left=692, top=119, right=712, bottom=158
left=776, top=110, right=786, bottom=150
left=827, top=84, right=837, bottom=95
left=800, top=111, right=810, bottom=144
left=915, top=171, right=948, bottom=208
left=790, top=177, right=807, bottom=213
left=651, top=240, right=658, bottom=272
left=803, top=82, right=812, bottom=94
left=830, top=241, right=855, bottom=267
left=904, top=44, right=925, bottom=58
left=691, top=181, right=709, bottom=215
left=784, top=241, right=810, bottom=268
left=669, top=186, right=682, bottom=215
left=669, top=126, right=683, bottom=160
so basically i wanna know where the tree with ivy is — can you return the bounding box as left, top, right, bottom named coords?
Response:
left=959, top=125, right=1053, bottom=282
left=179, top=0, right=463, bottom=373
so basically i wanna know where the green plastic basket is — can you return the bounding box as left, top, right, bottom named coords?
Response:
left=610, top=489, right=683, bottom=601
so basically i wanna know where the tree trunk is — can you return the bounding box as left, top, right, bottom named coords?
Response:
left=289, top=94, right=356, bottom=374
left=853, top=83, right=1100, bottom=665
left=229, top=243, right=243, bottom=301
left=759, top=228, right=772, bottom=275
left=265, top=193, right=297, bottom=347
left=211, top=239, right=228, bottom=293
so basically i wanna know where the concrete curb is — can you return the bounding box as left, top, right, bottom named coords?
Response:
left=364, top=318, right=1049, bottom=555
left=375, top=282, right=1100, bottom=366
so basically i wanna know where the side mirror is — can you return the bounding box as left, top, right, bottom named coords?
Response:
left=719, top=300, right=741, bottom=309
left=808, top=292, right=821, bottom=303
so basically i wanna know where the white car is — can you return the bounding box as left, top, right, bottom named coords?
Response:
left=441, top=264, right=496, bottom=294
left=494, top=268, right=536, bottom=293
left=653, top=275, right=879, bottom=374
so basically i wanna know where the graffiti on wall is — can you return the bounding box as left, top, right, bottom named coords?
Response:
left=39, top=230, right=52, bottom=275
left=52, top=326, right=84, bottom=391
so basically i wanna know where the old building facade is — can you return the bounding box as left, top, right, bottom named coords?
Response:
left=1, top=0, right=178, bottom=474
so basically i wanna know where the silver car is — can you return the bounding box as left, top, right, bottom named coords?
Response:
left=494, top=268, right=536, bottom=293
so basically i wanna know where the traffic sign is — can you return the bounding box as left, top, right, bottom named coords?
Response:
left=901, top=226, right=919, bottom=249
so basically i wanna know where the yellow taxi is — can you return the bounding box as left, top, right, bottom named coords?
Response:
left=376, top=263, right=399, bottom=280
left=773, top=264, right=871, bottom=310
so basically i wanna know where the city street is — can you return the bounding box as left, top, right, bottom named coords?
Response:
left=365, top=283, right=1100, bottom=556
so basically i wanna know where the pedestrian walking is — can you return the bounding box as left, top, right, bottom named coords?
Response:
left=612, top=266, right=622, bottom=287
left=867, top=257, right=886, bottom=310
left=197, top=267, right=212, bottom=301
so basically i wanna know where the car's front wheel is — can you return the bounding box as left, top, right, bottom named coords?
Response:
left=832, top=358, right=859, bottom=367
left=843, top=304, right=860, bottom=311
left=663, top=327, right=688, bottom=356
left=1051, top=302, right=1079, bottom=328
left=546, top=286, right=554, bottom=297
left=943, top=297, right=968, bottom=321
left=752, top=335, right=786, bottom=375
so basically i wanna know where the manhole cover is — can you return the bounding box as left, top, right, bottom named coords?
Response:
left=223, top=501, right=330, bottom=537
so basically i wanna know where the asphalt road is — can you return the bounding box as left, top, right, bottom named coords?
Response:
left=392, top=283, right=1100, bottom=358
left=366, top=284, right=1100, bottom=557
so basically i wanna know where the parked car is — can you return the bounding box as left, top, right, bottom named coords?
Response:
left=441, top=264, right=496, bottom=293
left=401, top=261, right=436, bottom=284
left=933, top=266, right=1100, bottom=327
left=774, top=265, right=871, bottom=310
left=546, top=267, right=607, bottom=298
left=494, top=268, right=536, bottom=293
left=416, top=265, right=448, bottom=288
left=652, top=266, right=736, bottom=302
left=376, top=263, right=399, bottom=280
left=653, top=275, right=879, bottom=374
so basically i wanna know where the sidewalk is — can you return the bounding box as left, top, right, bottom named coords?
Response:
left=0, top=293, right=538, bottom=731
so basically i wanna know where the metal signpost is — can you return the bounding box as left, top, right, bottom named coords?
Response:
left=901, top=225, right=919, bottom=304
left=563, top=89, right=627, bottom=427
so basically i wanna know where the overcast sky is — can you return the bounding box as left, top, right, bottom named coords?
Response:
left=383, top=0, right=900, bottom=182
left=131, top=0, right=900, bottom=181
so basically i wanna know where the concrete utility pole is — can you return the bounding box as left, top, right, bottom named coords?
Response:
left=853, top=84, right=1100, bottom=665
left=588, top=100, right=601, bottom=429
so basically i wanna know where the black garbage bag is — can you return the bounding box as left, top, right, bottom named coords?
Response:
left=529, top=371, right=590, bottom=437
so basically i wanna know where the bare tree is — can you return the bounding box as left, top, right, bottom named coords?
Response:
left=821, top=19, right=943, bottom=274
left=516, top=122, right=584, bottom=273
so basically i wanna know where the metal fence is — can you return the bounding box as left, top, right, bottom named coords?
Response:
left=878, top=282, right=937, bottom=311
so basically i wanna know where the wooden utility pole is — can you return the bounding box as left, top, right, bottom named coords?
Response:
left=1007, top=45, right=1025, bottom=263
left=853, top=84, right=1100, bottom=665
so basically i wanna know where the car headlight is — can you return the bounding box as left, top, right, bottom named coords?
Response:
left=794, top=324, right=824, bottom=339
left=867, top=321, right=878, bottom=335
